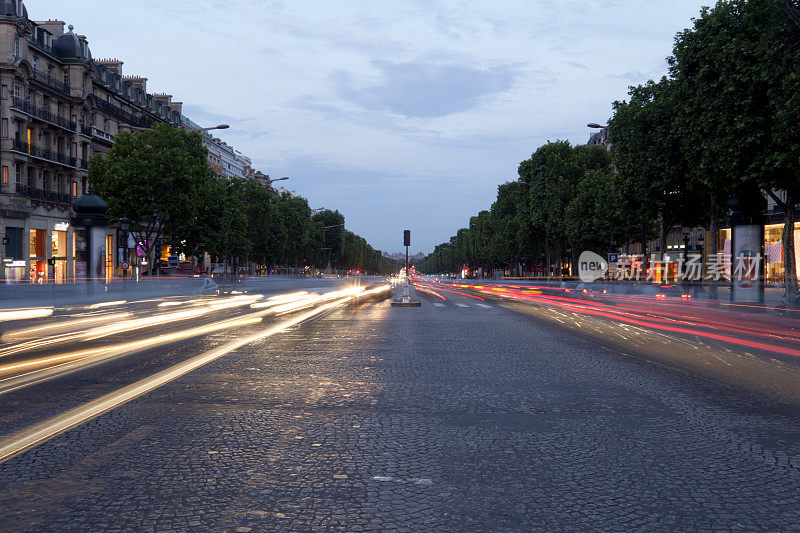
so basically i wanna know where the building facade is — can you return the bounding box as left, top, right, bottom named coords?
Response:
left=0, top=1, right=183, bottom=282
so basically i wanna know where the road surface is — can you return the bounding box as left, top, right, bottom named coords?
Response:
left=1, top=279, right=799, bottom=531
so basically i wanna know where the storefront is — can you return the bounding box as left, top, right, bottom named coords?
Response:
left=51, top=223, right=68, bottom=284
left=29, top=228, right=46, bottom=284
left=3, top=226, right=25, bottom=281
left=719, top=222, right=800, bottom=283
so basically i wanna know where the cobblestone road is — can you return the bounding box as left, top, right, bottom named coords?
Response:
left=2, top=292, right=800, bottom=531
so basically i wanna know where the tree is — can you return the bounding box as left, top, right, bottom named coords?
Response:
left=670, top=0, right=800, bottom=297
left=88, top=124, right=209, bottom=274
left=610, top=78, right=707, bottom=265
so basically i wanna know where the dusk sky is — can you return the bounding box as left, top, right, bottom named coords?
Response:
left=31, top=0, right=708, bottom=254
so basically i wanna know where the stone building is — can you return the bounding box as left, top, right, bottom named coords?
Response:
left=0, top=1, right=183, bottom=282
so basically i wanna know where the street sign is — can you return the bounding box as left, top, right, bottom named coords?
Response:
left=1, top=237, right=8, bottom=245
left=608, top=253, right=619, bottom=264
left=167, top=255, right=179, bottom=268
left=121, top=261, right=130, bottom=270
left=404, top=230, right=411, bottom=247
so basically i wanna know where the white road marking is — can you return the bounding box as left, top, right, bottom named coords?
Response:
left=433, top=303, right=445, bottom=307
left=476, top=304, right=491, bottom=308
left=456, top=303, right=469, bottom=308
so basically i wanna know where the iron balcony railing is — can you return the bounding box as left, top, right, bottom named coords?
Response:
left=29, top=36, right=53, bottom=55
left=95, top=99, right=150, bottom=129
left=12, top=139, right=77, bottom=168
left=16, top=183, right=71, bottom=205
left=31, top=67, right=70, bottom=96
left=11, top=97, right=77, bottom=131
left=81, top=125, right=93, bottom=137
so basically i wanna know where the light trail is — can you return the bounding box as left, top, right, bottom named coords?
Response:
left=0, top=307, right=54, bottom=321
left=0, top=312, right=132, bottom=344
left=439, top=280, right=800, bottom=359
left=88, top=301, right=128, bottom=309
left=0, top=295, right=354, bottom=465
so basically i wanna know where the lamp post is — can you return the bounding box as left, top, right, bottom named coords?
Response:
left=120, top=216, right=130, bottom=279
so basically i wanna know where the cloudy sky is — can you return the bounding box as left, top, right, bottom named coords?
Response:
left=31, top=0, right=707, bottom=253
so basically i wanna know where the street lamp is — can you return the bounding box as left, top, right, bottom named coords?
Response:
left=587, top=123, right=608, bottom=129
left=192, top=124, right=229, bottom=132
left=120, top=216, right=130, bottom=277
left=119, top=123, right=230, bottom=133
left=265, top=176, right=289, bottom=185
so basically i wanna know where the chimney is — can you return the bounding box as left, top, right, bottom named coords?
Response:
left=171, top=101, right=182, bottom=114
left=35, top=20, right=65, bottom=36
left=97, top=58, right=124, bottom=76
left=123, top=76, right=147, bottom=92
left=153, top=93, right=173, bottom=106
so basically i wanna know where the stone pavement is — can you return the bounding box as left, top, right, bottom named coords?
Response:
left=1, top=293, right=800, bottom=531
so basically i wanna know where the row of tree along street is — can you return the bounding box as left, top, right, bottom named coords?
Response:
left=89, top=124, right=399, bottom=276
left=417, top=0, right=800, bottom=297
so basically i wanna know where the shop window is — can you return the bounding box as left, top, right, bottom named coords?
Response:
left=29, top=229, right=46, bottom=258
left=4, top=227, right=22, bottom=259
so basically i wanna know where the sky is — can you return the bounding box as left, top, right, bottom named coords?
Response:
left=30, top=0, right=708, bottom=254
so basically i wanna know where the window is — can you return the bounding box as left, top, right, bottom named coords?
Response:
left=2, top=85, right=6, bottom=99
left=71, top=142, right=77, bottom=158
left=15, top=163, right=21, bottom=185
left=13, top=37, right=20, bottom=59
left=81, top=177, right=87, bottom=195
left=2, top=119, right=7, bottom=138
left=4, top=227, right=23, bottom=260
left=71, top=180, right=77, bottom=198
left=2, top=166, right=7, bottom=185
left=27, top=167, right=33, bottom=187
left=12, top=80, right=19, bottom=99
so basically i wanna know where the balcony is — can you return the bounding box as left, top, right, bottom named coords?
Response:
left=16, top=183, right=72, bottom=205
left=11, top=97, right=77, bottom=132
left=90, top=127, right=114, bottom=144
left=29, top=36, right=53, bottom=56
left=95, top=99, right=151, bottom=129
left=12, top=139, right=78, bottom=168
left=80, top=125, right=93, bottom=137
left=31, top=67, right=70, bottom=96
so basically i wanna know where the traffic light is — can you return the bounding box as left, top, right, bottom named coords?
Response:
left=47, top=258, right=56, bottom=267
left=154, top=241, right=162, bottom=262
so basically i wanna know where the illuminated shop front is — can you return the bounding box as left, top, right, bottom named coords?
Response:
left=718, top=223, right=800, bottom=283
left=51, top=223, right=69, bottom=284
left=29, top=228, right=46, bottom=284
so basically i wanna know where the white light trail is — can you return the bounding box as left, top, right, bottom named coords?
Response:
left=0, top=296, right=352, bottom=464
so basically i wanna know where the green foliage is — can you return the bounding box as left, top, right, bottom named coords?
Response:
left=88, top=125, right=392, bottom=275
left=89, top=124, right=209, bottom=267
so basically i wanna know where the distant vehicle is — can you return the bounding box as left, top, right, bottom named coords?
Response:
left=655, top=285, right=692, bottom=301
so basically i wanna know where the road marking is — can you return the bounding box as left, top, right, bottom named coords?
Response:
left=456, top=303, right=469, bottom=308
left=0, top=296, right=355, bottom=465
left=433, top=303, right=445, bottom=307
left=476, top=304, right=491, bottom=309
